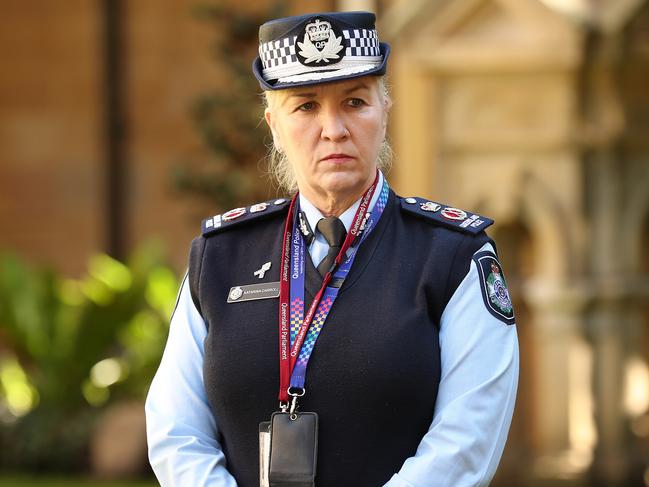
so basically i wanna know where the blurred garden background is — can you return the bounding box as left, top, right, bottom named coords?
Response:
left=1, top=0, right=649, bottom=486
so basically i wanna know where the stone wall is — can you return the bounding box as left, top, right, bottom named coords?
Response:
left=384, top=0, right=649, bottom=484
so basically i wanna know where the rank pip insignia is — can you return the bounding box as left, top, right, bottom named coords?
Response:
left=441, top=207, right=467, bottom=221
left=297, top=18, right=345, bottom=66
left=222, top=207, right=246, bottom=221
left=399, top=197, right=494, bottom=235
left=202, top=198, right=289, bottom=237
left=250, top=202, right=268, bottom=213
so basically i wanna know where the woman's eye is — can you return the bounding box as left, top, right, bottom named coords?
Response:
left=348, top=98, right=366, bottom=107
left=298, top=101, right=316, bottom=111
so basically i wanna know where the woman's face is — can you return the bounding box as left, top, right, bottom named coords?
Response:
left=265, top=77, right=389, bottom=202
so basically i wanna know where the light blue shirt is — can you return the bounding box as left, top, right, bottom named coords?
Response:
left=145, top=176, right=519, bottom=486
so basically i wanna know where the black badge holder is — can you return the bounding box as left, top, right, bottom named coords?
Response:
left=263, top=411, right=318, bottom=487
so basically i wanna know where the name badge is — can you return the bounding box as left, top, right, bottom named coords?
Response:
left=227, top=282, right=280, bottom=303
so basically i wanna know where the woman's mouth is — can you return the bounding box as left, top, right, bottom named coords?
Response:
left=321, top=153, right=353, bottom=163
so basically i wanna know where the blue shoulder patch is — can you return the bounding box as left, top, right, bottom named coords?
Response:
left=202, top=198, right=290, bottom=237
left=399, top=196, right=493, bottom=235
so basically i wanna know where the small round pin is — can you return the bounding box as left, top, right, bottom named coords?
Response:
left=229, top=287, right=243, bottom=301
left=404, top=197, right=417, bottom=204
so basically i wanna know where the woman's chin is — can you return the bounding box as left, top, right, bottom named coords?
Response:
left=317, top=173, right=367, bottom=197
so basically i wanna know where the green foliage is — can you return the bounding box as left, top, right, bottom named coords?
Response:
left=0, top=243, right=178, bottom=471
left=172, top=1, right=289, bottom=210
left=0, top=476, right=157, bottom=487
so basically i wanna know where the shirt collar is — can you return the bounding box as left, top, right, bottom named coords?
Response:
left=298, top=171, right=384, bottom=234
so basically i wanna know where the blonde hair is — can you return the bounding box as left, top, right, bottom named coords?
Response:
left=263, top=76, right=393, bottom=193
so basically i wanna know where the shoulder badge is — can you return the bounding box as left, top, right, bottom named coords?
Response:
left=201, top=198, right=290, bottom=237
left=473, top=251, right=515, bottom=325
left=399, top=196, right=493, bottom=235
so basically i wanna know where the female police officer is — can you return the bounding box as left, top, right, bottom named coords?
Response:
left=145, top=11, right=518, bottom=487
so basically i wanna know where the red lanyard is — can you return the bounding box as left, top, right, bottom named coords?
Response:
left=277, top=171, right=379, bottom=403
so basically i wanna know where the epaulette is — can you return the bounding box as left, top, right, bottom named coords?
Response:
left=399, top=196, right=493, bottom=235
left=201, top=198, right=290, bottom=237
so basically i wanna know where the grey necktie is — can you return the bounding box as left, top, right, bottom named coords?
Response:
left=316, top=217, right=347, bottom=277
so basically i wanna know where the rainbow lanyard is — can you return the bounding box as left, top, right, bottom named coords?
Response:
left=277, top=172, right=389, bottom=406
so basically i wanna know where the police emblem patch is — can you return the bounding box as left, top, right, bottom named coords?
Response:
left=296, top=18, right=345, bottom=66
left=473, top=251, right=515, bottom=325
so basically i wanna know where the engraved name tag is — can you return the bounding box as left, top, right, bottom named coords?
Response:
left=227, top=282, right=280, bottom=303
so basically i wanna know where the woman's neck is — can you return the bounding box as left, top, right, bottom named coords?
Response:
left=311, top=194, right=359, bottom=217
left=299, top=173, right=377, bottom=217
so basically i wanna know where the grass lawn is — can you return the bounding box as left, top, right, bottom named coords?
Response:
left=0, top=476, right=157, bottom=487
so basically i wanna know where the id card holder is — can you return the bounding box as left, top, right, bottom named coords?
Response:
left=267, top=411, right=318, bottom=487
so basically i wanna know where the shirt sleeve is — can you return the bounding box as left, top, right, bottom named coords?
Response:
left=145, top=274, right=238, bottom=487
left=384, top=242, right=519, bottom=487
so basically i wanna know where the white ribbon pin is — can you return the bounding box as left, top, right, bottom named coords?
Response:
left=254, top=262, right=272, bottom=279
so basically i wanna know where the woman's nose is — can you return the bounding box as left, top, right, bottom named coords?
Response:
left=320, top=108, right=349, bottom=141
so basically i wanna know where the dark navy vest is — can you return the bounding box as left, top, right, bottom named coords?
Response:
left=189, top=190, right=491, bottom=487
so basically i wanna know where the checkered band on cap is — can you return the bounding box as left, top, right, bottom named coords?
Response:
left=343, top=29, right=381, bottom=57
left=260, top=37, right=298, bottom=70
left=260, top=27, right=382, bottom=85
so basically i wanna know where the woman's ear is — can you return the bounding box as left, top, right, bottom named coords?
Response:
left=265, top=108, right=283, bottom=153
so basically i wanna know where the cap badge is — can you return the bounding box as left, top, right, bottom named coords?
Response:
left=297, top=19, right=344, bottom=66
